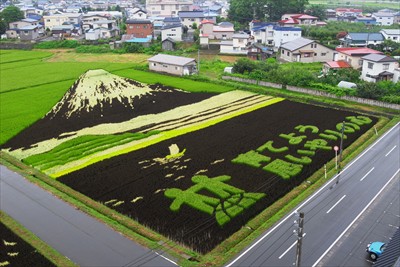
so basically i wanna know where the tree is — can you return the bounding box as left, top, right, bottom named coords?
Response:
left=0, top=6, right=24, bottom=31
left=232, top=58, right=257, bottom=74
left=306, top=5, right=327, bottom=21
left=228, top=0, right=309, bottom=24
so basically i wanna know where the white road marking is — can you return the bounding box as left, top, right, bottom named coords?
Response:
left=312, top=168, right=400, bottom=267
left=326, top=195, right=346, bottom=214
left=278, top=233, right=306, bottom=259
left=360, top=167, right=375, bottom=182
left=385, top=145, right=397, bottom=157
left=225, top=123, right=399, bottom=267
left=155, top=252, right=178, bottom=266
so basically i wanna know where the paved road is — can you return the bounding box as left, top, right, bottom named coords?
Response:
left=0, top=165, right=177, bottom=267
left=227, top=122, right=400, bottom=267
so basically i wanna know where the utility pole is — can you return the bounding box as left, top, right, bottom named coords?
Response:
left=295, top=212, right=304, bottom=267
left=336, top=121, right=346, bottom=184
left=197, top=48, right=200, bottom=74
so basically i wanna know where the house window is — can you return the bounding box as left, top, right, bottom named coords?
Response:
left=287, top=51, right=290, bottom=56
left=161, top=5, right=165, bottom=10
left=314, top=53, right=317, bottom=56
left=163, top=64, right=168, bottom=68
left=281, top=49, right=285, bottom=54
left=368, top=62, right=374, bottom=69
left=152, top=63, right=156, bottom=66
left=321, top=53, right=327, bottom=56
left=383, top=64, right=389, bottom=70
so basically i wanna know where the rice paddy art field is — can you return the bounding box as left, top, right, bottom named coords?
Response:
left=1, top=49, right=378, bottom=254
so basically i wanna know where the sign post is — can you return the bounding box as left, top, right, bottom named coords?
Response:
left=334, top=146, right=339, bottom=170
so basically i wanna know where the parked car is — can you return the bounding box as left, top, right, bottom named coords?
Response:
left=366, top=241, right=385, bottom=260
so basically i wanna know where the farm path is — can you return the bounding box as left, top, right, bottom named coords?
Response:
left=0, top=165, right=177, bottom=267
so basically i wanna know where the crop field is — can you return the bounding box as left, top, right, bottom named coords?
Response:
left=0, top=221, right=55, bottom=267
left=1, top=57, right=377, bottom=254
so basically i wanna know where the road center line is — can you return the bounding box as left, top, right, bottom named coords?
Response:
left=326, top=195, right=346, bottom=214
left=385, top=145, right=397, bottom=157
left=278, top=233, right=306, bottom=259
left=360, top=167, right=375, bottom=182
left=312, top=168, right=400, bottom=267
left=225, top=123, right=399, bottom=267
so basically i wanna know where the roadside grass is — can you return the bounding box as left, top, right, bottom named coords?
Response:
left=0, top=211, right=77, bottom=267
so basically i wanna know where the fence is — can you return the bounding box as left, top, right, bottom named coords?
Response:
left=221, top=76, right=400, bottom=111
left=0, top=42, right=34, bottom=50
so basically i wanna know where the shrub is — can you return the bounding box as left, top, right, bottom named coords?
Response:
left=75, top=44, right=112, bottom=53
left=34, top=40, right=80, bottom=49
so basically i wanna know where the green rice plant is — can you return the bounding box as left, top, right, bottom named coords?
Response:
left=285, top=155, right=312, bottom=165
left=0, top=50, right=52, bottom=63
left=297, top=150, right=315, bottom=156
left=257, top=140, right=288, bottom=153
left=23, top=132, right=158, bottom=170
left=231, top=150, right=271, bottom=168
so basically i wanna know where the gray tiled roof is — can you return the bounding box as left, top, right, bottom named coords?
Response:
left=347, top=32, right=384, bottom=41
left=361, top=54, right=397, bottom=62
left=178, top=11, right=205, bottom=18
left=280, top=37, right=314, bottom=51
left=148, top=54, right=195, bottom=66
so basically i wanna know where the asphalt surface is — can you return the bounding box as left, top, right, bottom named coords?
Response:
left=227, top=122, right=400, bottom=267
left=0, top=165, right=177, bottom=267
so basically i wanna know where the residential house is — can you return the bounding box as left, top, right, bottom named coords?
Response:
left=279, top=37, right=335, bottom=63
left=9, top=18, right=41, bottom=29
left=220, top=33, right=249, bottom=55
left=85, top=11, right=123, bottom=20
left=341, top=32, right=384, bottom=47
left=360, top=54, right=398, bottom=82
left=43, top=14, right=69, bottom=30
left=178, top=11, right=205, bottom=29
left=161, top=24, right=182, bottom=41
left=126, top=8, right=147, bottom=20
left=251, top=23, right=275, bottom=45
left=325, top=9, right=337, bottom=21
left=125, top=19, right=153, bottom=38
left=164, top=17, right=181, bottom=26
left=20, top=6, right=44, bottom=17
left=162, top=37, right=176, bottom=51
left=394, top=12, right=400, bottom=24
left=212, top=21, right=234, bottom=40
left=200, top=20, right=234, bottom=40
left=146, top=0, right=193, bottom=17
left=148, top=54, right=197, bottom=76
left=354, top=17, right=377, bottom=25
left=43, top=13, right=82, bottom=30
left=85, top=20, right=119, bottom=39
left=380, top=29, right=400, bottom=43
left=323, top=60, right=352, bottom=74
left=122, top=35, right=152, bottom=46
left=82, top=15, right=109, bottom=30
left=247, top=43, right=273, bottom=60
left=272, top=26, right=302, bottom=51
left=279, top=14, right=319, bottom=26
left=335, top=8, right=362, bottom=17
left=372, top=11, right=395, bottom=26
left=335, top=47, right=383, bottom=69
left=51, top=24, right=75, bottom=36
left=6, top=25, right=40, bottom=41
